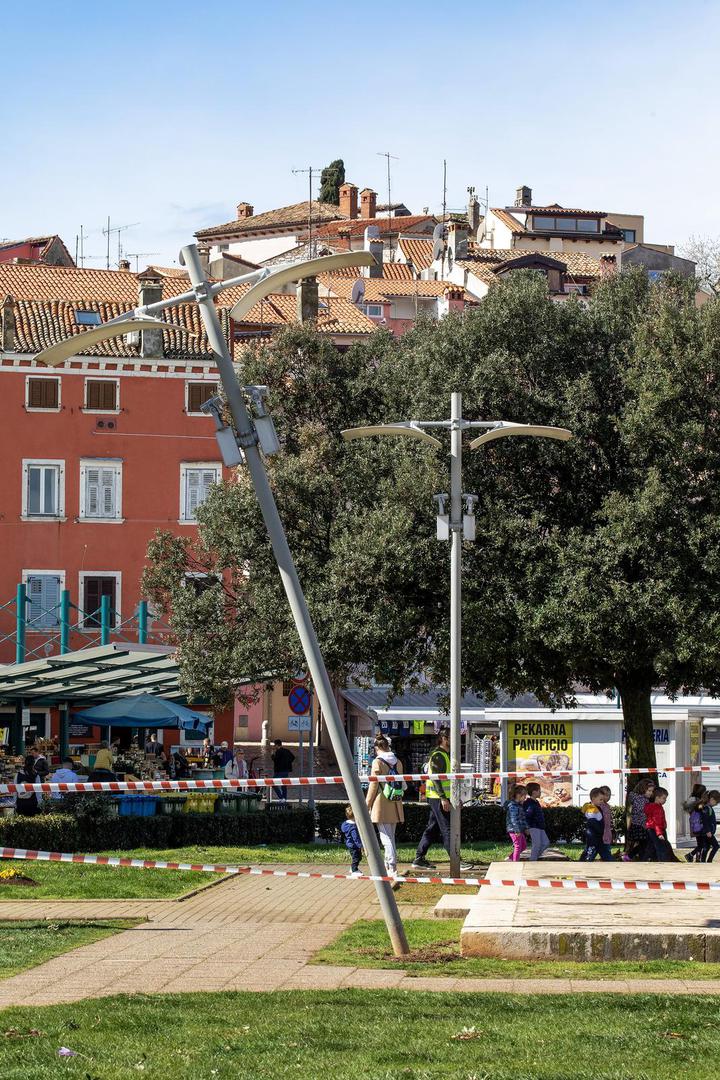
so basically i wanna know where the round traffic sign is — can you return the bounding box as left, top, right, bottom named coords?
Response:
left=288, top=684, right=311, bottom=715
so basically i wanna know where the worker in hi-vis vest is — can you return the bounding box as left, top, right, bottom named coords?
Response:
left=412, top=726, right=473, bottom=872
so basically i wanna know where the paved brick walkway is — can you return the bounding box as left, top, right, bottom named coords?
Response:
left=0, top=867, right=714, bottom=1005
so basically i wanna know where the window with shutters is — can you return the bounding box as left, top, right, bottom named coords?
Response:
left=80, top=574, right=119, bottom=628
left=186, top=382, right=219, bottom=414
left=79, top=459, right=122, bottom=521
left=26, top=377, right=60, bottom=411
left=84, top=378, right=119, bottom=412
left=179, top=463, right=221, bottom=522
left=22, top=459, right=65, bottom=519
left=23, top=572, right=64, bottom=629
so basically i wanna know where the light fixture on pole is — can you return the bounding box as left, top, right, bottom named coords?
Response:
left=343, top=395, right=571, bottom=875
left=34, top=246, right=410, bottom=957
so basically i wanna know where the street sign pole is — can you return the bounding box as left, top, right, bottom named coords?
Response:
left=308, top=686, right=315, bottom=811
left=298, top=732, right=304, bottom=806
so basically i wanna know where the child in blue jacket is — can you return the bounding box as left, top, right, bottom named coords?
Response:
left=340, top=805, right=363, bottom=876
left=504, top=785, right=529, bottom=861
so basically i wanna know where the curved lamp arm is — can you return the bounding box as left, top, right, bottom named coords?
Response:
left=469, top=423, right=572, bottom=449
left=341, top=423, right=442, bottom=449
left=229, top=251, right=374, bottom=320
left=35, top=318, right=196, bottom=368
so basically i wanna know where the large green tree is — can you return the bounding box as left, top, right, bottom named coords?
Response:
left=318, top=159, right=345, bottom=205
left=143, top=270, right=720, bottom=767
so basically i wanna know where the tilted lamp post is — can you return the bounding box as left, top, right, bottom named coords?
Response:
left=343, top=393, right=571, bottom=875
left=35, top=246, right=410, bottom=956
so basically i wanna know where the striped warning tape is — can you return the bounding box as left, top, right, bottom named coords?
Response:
left=0, top=848, right=718, bottom=891
left=0, top=764, right=710, bottom=796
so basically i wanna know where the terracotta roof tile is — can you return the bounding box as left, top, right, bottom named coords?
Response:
left=195, top=201, right=344, bottom=240
left=320, top=275, right=474, bottom=303
left=0, top=263, right=139, bottom=304
left=489, top=209, right=525, bottom=235
left=314, top=215, right=434, bottom=239
left=323, top=262, right=416, bottom=281
left=458, top=247, right=603, bottom=285
left=397, top=237, right=434, bottom=271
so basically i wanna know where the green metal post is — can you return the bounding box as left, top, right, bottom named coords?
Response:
left=60, top=589, right=71, bottom=654
left=15, top=583, right=26, bottom=665
left=137, top=600, right=148, bottom=644
left=100, top=594, right=111, bottom=646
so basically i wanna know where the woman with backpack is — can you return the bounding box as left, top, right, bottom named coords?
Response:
left=365, top=735, right=405, bottom=880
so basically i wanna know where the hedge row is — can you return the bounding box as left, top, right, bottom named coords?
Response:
left=316, top=802, right=627, bottom=845
left=0, top=804, right=315, bottom=853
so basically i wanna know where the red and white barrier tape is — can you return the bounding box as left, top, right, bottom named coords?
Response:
left=0, top=764, right=712, bottom=796
left=1, top=847, right=718, bottom=891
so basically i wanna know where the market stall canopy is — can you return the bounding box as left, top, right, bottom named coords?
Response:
left=0, top=644, right=189, bottom=704
left=73, top=692, right=211, bottom=733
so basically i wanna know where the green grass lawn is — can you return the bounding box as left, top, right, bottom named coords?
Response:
left=314, top=918, right=720, bottom=981
left=0, top=841, right=582, bottom=901
left=0, top=920, right=138, bottom=980
left=0, top=990, right=718, bottom=1079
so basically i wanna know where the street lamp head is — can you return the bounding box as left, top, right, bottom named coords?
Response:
left=35, top=317, right=198, bottom=368
left=468, top=423, right=572, bottom=450
left=341, top=423, right=442, bottom=449
left=227, top=251, right=374, bottom=322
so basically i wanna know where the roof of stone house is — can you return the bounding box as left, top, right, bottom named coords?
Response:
left=258, top=240, right=341, bottom=267
left=195, top=200, right=345, bottom=240
left=457, top=248, right=604, bottom=285
left=321, top=275, right=474, bottom=303
left=144, top=264, right=190, bottom=277
left=397, top=237, right=434, bottom=271
left=488, top=209, right=526, bottom=235
left=323, top=262, right=416, bottom=281
left=314, top=215, right=434, bottom=239
left=515, top=203, right=608, bottom=217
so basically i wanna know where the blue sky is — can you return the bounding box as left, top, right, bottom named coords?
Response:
left=3, top=0, right=719, bottom=266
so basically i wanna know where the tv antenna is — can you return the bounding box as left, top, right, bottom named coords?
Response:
left=377, top=150, right=399, bottom=256
left=126, top=252, right=161, bottom=273
left=102, top=218, right=141, bottom=268
left=292, top=167, right=321, bottom=256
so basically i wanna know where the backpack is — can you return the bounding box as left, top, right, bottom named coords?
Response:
left=382, top=763, right=405, bottom=802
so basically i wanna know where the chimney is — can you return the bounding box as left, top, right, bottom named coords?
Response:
left=339, top=183, right=358, bottom=220
left=443, top=285, right=465, bottom=314
left=137, top=271, right=164, bottom=357
left=599, top=254, right=618, bottom=277
left=447, top=223, right=469, bottom=263
left=1, top=294, right=15, bottom=352
left=296, top=276, right=319, bottom=323
left=364, top=226, right=383, bottom=278
left=515, top=185, right=532, bottom=208
left=236, top=202, right=254, bottom=219
left=467, top=190, right=480, bottom=235
left=118, top=258, right=131, bottom=271
left=360, top=188, right=377, bottom=219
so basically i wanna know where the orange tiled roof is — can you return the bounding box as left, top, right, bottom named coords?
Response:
left=195, top=201, right=345, bottom=240
left=321, top=275, right=474, bottom=303
left=397, top=237, right=434, bottom=271
left=489, top=209, right=525, bottom=235
left=315, top=215, right=434, bottom=239
left=519, top=204, right=607, bottom=217
left=323, top=262, right=416, bottom=281
left=458, top=248, right=604, bottom=285
left=144, top=264, right=188, bottom=277
left=0, top=263, right=139, bottom=304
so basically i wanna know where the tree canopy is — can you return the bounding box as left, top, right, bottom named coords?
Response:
left=318, top=160, right=345, bottom=205
left=143, top=269, right=720, bottom=766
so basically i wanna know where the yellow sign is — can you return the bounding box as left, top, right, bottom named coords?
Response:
left=689, top=720, right=702, bottom=768
left=413, top=720, right=425, bottom=736
left=508, top=720, right=573, bottom=806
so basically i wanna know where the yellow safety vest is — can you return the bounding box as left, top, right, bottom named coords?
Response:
left=426, top=747, right=451, bottom=800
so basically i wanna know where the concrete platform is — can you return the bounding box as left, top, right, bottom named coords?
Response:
left=457, top=861, right=720, bottom=961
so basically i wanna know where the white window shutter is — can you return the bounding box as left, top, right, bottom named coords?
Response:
left=200, top=469, right=217, bottom=504
left=186, top=470, right=201, bottom=518
left=101, top=468, right=116, bottom=518
left=85, top=467, right=100, bottom=517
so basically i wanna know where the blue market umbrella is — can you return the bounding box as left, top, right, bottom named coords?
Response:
left=73, top=693, right=211, bottom=733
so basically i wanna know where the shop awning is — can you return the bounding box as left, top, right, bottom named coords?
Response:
left=0, top=644, right=191, bottom=705
left=73, top=692, right=211, bottom=732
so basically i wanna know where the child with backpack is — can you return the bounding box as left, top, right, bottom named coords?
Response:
left=340, top=806, right=363, bottom=877
left=700, top=791, right=719, bottom=863
left=688, top=796, right=708, bottom=862
left=365, top=735, right=405, bottom=880
left=505, top=784, right=529, bottom=861
left=579, top=788, right=610, bottom=861
left=524, top=782, right=550, bottom=860
left=683, top=784, right=707, bottom=862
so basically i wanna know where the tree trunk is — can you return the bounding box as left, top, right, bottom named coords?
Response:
left=617, top=679, right=657, bottom=772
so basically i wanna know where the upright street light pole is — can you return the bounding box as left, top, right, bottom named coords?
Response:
left=36, top=244, right=410, bottom=957
left=343, top=399, right=571, bottom=875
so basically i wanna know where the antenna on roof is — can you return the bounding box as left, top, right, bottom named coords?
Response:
left=377, top=151, right=399, bottom=257
left=441, top=159, right=448, bottom=276
left=292, top=167, right=321, bottom=257
left=127, top=253, right=161, bottom=273
left=102, top=219, right=141, bottom=268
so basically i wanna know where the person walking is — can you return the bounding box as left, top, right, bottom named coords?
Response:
left=579, top=788, right=610, bottom=861
left=271, top=739, right=295, bottom=801
left=702, top=791, right=720, bottom=863
left=644, top=786, right=673, bottom=861
left=505, top=784, right=529, bottom=861
left=684, top=784, right=708, bottom=862
left=412, top=727, right=472, bottom=872
left=366, top=735, right=405, bottom=880
left=598, top=785, right=615, bottom=861
left=624, top=779, right=655, bottom=861
left=341, top=806, right=364, bottom=877
left=524, top=782, right=550, bottom=860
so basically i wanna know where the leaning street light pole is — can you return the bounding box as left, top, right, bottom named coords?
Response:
left=343, top=395, right=571, bottom=875
left=35, top=245, right=410, bottom=957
